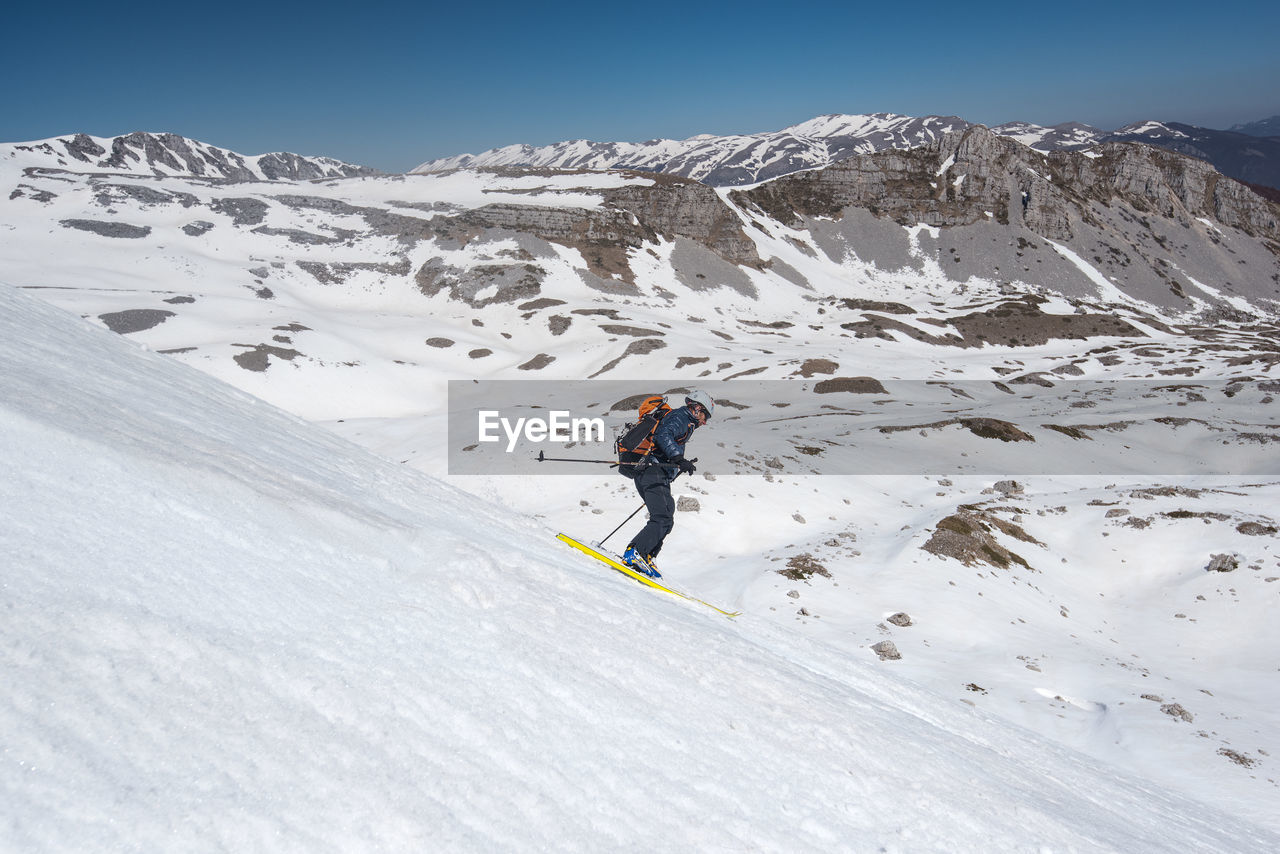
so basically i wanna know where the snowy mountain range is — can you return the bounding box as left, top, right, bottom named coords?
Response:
left=6, top=131, right=377, bottom=182
left=4, top=122, right=1280, bottom=848
left=414, top=112, right=1280, bottom=192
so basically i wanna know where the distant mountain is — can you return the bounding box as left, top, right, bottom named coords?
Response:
left=3, top=131, right=378, bottom=182
left=987, top=120, right=1104, bottom=150
left=412, top=114, right=974, bottom=186
left=1102, top=120, right=1280, bottom=190
left=1228, top=115, right=1280, bottom=137
left=415, top=114, right=1280, bottom=192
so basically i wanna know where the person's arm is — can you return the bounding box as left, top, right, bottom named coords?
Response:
left=653, top=409, right=693, bottom=460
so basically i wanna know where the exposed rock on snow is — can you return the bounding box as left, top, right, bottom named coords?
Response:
left=813, top=376, right=887, bottom=394
left=1206, top=553, right=1240, bottom=573
left=98, top=309, right=174, bottom=334
left=778, top=553, right=831, bottom=580
left=60, top=218, right=151, bottom=238
left=871, top=640, right=902, bottom=661
left=923, top=508, right=1042, bottom=570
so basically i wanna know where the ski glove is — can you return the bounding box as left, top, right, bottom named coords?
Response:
left=677, top=458, right=696, bottom=475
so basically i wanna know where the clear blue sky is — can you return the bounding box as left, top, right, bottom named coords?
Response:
left=4, top=0, right=1277, bottom=172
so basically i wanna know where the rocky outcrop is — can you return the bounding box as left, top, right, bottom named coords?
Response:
left=418, top=170, right=762, bottom=286
left=735, top=127, right=1037, bottom=231
left=416, top=258, right=546, bottom=308
left=735, top=126, right=1280, bottom=247
left=99, top=132, right=258, bottom=180
left=1048, top=142, right=1280, bottom=240
left=603, top=175, right=761, bottom=267
left=1101, top=121, right=1280, bottom=193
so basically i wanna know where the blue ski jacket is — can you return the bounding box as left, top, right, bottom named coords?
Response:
left=650, top=405, right=700, bottom=474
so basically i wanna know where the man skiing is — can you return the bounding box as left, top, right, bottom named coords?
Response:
left=622, top=390, right=714, bottom=578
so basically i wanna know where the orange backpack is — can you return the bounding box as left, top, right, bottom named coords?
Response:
left=615, top=395, right=672, bottom=477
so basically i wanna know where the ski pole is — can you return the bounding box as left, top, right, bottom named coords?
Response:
left=535, top=450, right=618, bottom=466
left=598, top=459, right=697, bottom=548
left=599, top=503, right=645, bottom=548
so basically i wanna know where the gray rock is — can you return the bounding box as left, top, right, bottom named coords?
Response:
left=518, top=354, right=556, bottom=371
left=588, top=338, right=666, bottom=379
left=210, top=197, right=269, bottom=226
left=298, top=257, right=411, bottom=285
left=813, top=376, right=888, bottom=394
left=232, top=344, right=300, bottom=372
left=251, top=226, right=337, bottom=246
left=870, top=641, right=901, bottom=661
left=61, top=133, right=106, bottom=162
left=61, top=219, right=151, bottom=239
left=1206, top=553, right=1240, bottom=573
left=98, top=309, right=174, bottom=333
left=416, top=258, right=545, bottom=308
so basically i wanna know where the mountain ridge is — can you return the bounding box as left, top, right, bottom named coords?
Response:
left=5, top=131, right=378, bottom=182
left=412, top=113, right=1280, bottom=193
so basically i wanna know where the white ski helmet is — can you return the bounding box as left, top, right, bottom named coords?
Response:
left=685, top=389, right=714, bottom=420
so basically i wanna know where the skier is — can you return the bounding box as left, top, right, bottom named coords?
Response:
left=622, top=390, right=714, bottom=578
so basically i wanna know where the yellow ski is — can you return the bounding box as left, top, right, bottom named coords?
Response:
left=556, top=533, right=741, bottom=617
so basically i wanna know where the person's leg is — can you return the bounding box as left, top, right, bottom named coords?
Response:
left=627, top=468, right=675, bottom=557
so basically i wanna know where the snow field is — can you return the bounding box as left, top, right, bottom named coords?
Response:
left=7, top=285, right=1280, bottom=851
left=5, top=151, right=1280, bottom=848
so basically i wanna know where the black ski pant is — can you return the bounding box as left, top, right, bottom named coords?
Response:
left=627, top=465, right=675, bottom=558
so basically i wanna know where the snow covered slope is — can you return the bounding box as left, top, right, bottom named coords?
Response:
left=4, top=282, right=1279, bottom=852
left=4, top=125, right=1280, bottom=842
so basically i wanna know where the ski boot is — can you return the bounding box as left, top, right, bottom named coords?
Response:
left=622, top=546, right=661, bottom=578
